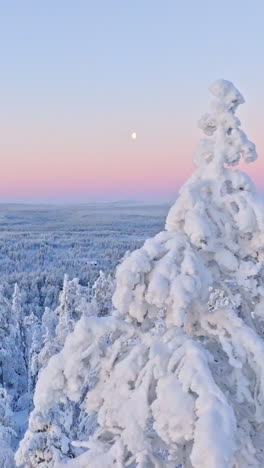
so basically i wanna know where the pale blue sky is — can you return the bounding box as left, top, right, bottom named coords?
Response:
left=0, top=1, right=264, bottom=201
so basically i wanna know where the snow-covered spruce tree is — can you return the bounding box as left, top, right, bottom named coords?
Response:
left=0, top=387, right=16, bottom=468
left=18, top=80, right=264, bottom=468
left=28, top=271, right=113, bottom=392
left=91, top=270, right=115, bottom=316
left=15, top=276, right=99, bottom=468
left=24, top=311, right=43, bottom=408
left=0, top=286, right=27, bottom=403
left=11, top=284, right=32, bottom=405
left=31, top=275, right=90, bottom=382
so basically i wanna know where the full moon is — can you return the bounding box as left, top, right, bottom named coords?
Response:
left=131, top=132, right=137, bottom=140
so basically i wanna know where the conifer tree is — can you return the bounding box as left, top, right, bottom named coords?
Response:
left=0, top=286, right=27, bottom=402
left=92, top=270, right=115, bottom=316
left=0, top=387, right=16, bottom=468
left=16, top=276, right=97, bottom=467
left=18, top=81, right=264, bottom=468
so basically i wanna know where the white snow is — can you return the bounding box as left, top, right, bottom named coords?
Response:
left=16, top=80, right=264, bottom=468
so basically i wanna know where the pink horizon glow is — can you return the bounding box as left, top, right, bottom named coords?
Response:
left=1, top=136, right=263, bottom=201
left=1, top=2, right=264, bottom=204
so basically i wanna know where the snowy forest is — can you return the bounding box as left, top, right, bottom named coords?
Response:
left=2, top=80, right=264, bottom=468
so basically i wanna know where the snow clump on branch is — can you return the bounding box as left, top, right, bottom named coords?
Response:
left=18, top=80, right=264, bottom=468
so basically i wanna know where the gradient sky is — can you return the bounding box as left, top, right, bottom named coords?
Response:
left=1, top=1, right=264, bottom=202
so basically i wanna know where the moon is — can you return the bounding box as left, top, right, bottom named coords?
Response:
left=131, top=132, right=137, bottom=140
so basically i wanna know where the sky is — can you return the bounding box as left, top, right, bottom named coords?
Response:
left=1, top=1, right=264, bottom=202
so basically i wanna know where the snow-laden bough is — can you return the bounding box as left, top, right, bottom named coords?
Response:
left=17, top=80, right=264, bottom=468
